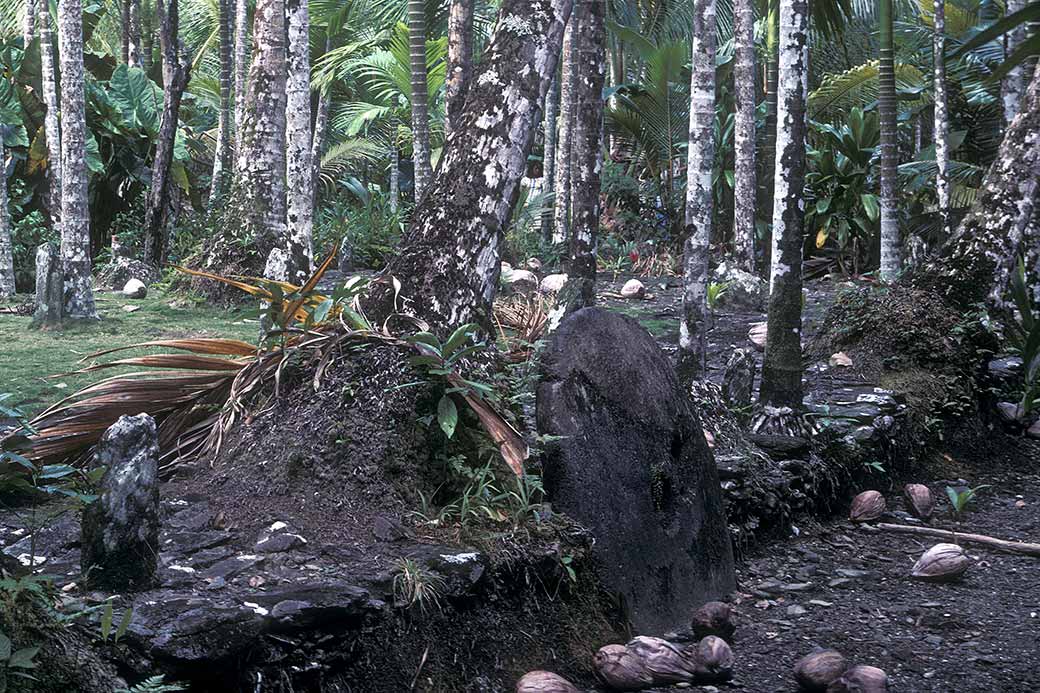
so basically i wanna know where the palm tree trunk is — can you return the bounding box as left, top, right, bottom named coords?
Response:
left=878, top=0, right=901, bottom=281
left=933, top=0, right=950, bottom=237
left=679, top=0, right=717, bottom=380
left=143, top=0, right=190, bottom=267
left=39, top=0, right=62, bottom=226
left=389, top=144, right=400, bottom=213
left=375, top=0, right=574, bottom=332
left=0, top=140, right=14, bottom=297
left=127, top=0, right=142, bottom=67
left=208, top=0, right=233, bottom=208
left=234, top=0, right=287, bottom=260
left=310, top=85, right=331, bottom=209
left=567, top=0, right=605, bottom=311
left=233, top=0, right=249, bottom=136
left=1002, top=0, right=1029, bottom=128
left=540, top=75, right=559, bottom=243
left=733, top=0, right=756, bottom=271
left=760, top=0, right=808, bottom=408
left=760, top=3, right=779, bottom=273
left=23, top=0, right=36, bottom=49
left=121, top=0, right=130, bottom=63
left=57, top=0, right=98, bottom=319
left=408, top=0, right=433, bottom=200
left=285, top=0, right=313, bottom=282
left=445, top=0, right=475, bottom=140
left=141, top=0, right=153, bottom=72
left=553, top=20, right=576, bottom=244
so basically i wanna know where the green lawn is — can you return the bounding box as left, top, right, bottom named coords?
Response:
left=0, top=290, right=257, bottom=417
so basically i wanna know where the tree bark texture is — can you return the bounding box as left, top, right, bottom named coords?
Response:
left=23, top=0, right=36, bottom=49
left=121, top=0, right=130, bottom=63
left=878, top=0, right=902, bottom=281
left=540, top=75, right=559, bottom=242
left=733, top=0, right=756, bottom=270
left=760, top=0, right=808, bottom=408
left=143, top=0, right=190, bottom=267
left=408, top=0, right=433, bottom=200
left=552, top=21, right=576, bottom=244
left=57, top=0, right=98, bottom=318
left=208, top=0, right=233, bottom=208
left=0, top=140, right=14, bottom=297
left=142, top=3, right=153, bottom=72
left=760, top=8, right=779, bottom=272
left=39, top=0, right=62, bottom=226
left=914, top=66, right=1040, bottom=309
left=389, top=145, right=400, bottom=213
left=679, top=0, right=717, bottom=380
left=1002, top=0, right=1029, bottom=129
left=310, top=86, right=331, bottom=209
left=933, top=0, right=950, bottom=237
left=128, top=0, right=143, bottom=67
left=445, top=0, right=475, bottom=140
left=285, top=0, right=314, bottom=282
left=566, top=0, right=605, bottom=311
left=376, top=0, right=574, bottom=333
left=233, top=0, right=287, bottom=262
left=233, top=0, right=250, bottom=136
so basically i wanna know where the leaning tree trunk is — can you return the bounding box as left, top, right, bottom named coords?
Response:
left=567, top=0, right=606, bottom=311
left=233, top=0, right=250, bottom=137
left=1002, top=0, right=1029, bottom=129
left=760, top=0, right=808, bottom=408
left=57, top=0, right=97, bottom=319
left=208, top=0, right=233, bottom=208
left=933, top=0, right=950, bottom=237
left=23, top=0, right=36, bottom=49
left=540, top=76, right=559, bottom=243
left=39, top=0, right=62, bottom=226
left=0, top=140, right=14, bottom=297
left=914, top=64, right=1040, bottom=310
left=127, top=0, right=142, bottom=67
left=233, top=0, right=287, bottom=263
left=552, top=21, right=576, bottom=244
left=407, top=0, right=433, bottom=200
left=445, top=0, right=475, bottom=140
left=372, top=0, right=574, bottom=332
left=310, top=84, right=331, bottom=210
left=285, top=0, right=313, bottom=282
left=732, top=0, right=756, bottom=271
left=878, top=0, right=902, bottom=281
left=678, top=0, right=717, bottom=381
left=143, top=0, right=190, bottom=267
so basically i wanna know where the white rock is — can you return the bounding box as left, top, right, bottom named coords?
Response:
left=526, top=257, right=543, bottom=271
left=620, top=279, right=645, bottom=299
left=122, top=278, right=147, bottom=299
left=711, top=261, right=767, bottom=310
left=540, top=273, right=569, bottom=293
left=748, top=322, right=767, bottom=352
left=829, top=351, right=853, bottom=368
left=503, top=268, right=539, bottom=293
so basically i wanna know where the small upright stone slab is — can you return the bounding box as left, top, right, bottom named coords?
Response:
left=536, top=308, right=735, bottom=633
left=32, top=243, right=63, bottom=327
left=82, top=414, right=160, bottom=591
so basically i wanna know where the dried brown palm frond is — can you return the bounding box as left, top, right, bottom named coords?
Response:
left=493, top=292, right=554, bottom=362
left=634, top=250, right=679, bottom=277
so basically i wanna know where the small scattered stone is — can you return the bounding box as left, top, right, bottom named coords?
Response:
left=787, top=604, right=807, bottom=617
left=620, top=278, right=646, bottom=299
left=1027, top=420, right=1040, bottom=439
left=829, top=351, right=853, bottom=368
left=122, top=278, right=148, bottom=299
left=539, top=273, right=568, bottom=293
left=123, top=304, right=141, bottom=313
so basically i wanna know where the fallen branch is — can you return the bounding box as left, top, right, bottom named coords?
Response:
left=863, top=522, right=1040, bottom=557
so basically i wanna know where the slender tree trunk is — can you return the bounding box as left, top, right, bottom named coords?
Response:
left=142, top=0, right=153, bottom=72
left=553, top=21, right=576, bottom=244
left=760, top=5, right=779, bottom=274
left=408, top=0, right=433, bottom=200
left=23, top=0, right=36, bottom=49
left=678, top=0, right=717, bottom=380
left=285, top=0, right=313, bottom=282
left=128, top=0, right=143, bottom=67
left=39, top=0, right=62, bottom=226
left=0, top=140, right=14, bottom=297
left=760, top=0, right=808, bottom=408
left=540, top=76, right=559, bottom=243
left=57, top=0, right=98, bottom=319
left=1002, top=0, right=1029, bottom=129
left=208, top=0, right=233, bottom=208
left=143, top=0, right=190, bottom=267
left=567, top=0, right=605, bottom=311
left=878, top=0, right=901, bottom=281
left=121, top=0, right=130, bottom=63
left=733, top=0, right=756, bottom=270
left=233, top=0, right=287, bottom=261
left=374, top=0, right=574, bottom=332
left=310, top=86, right=331, bottom=209
left=389, top=144, right=400, bottom=213
left=445, top=0, right=475, bottom=140
left=934, top=0, right=950, bottom=237
left=233, top=0, right=249, bottom=136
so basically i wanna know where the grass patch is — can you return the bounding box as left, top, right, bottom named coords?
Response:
left=0, top=290, right=257, bottom=417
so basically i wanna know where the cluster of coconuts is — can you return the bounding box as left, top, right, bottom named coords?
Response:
left=848, top=485, right=971, bottom=582
left=794, top=650, right=889, bottom=692
left=515, top=602, right=736, bottom=693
